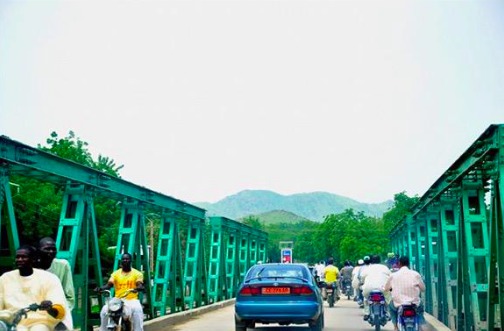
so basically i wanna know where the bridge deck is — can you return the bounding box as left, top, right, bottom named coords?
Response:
left=160, top=297, right=437, bottom=331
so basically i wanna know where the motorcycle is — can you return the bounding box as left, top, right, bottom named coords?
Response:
left=98, top=289, right=138, bottom=331
left=398, top=303, right=419, bottom=331
left=340, top=278, right=353, bottom=300
left=319, top=281, right=338, bottom=308
left=366, top=290, right=388, bottom=331
left=0, top=302, right=65, bottom=331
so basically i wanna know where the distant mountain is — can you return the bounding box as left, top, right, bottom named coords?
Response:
left=195, top=190, right=393, bottom=222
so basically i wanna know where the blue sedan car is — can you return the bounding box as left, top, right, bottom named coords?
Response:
left=235, top=263, right=324, bottom=331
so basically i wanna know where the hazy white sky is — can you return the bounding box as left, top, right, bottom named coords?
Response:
left=1, top=0, right=503, bottom=204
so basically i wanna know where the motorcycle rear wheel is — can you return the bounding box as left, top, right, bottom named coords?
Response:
left=328, top=295, right=334, bottom=307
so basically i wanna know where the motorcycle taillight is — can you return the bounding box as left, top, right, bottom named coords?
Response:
left=370, top=294, right=383, bottom=301
left=402, top=309, right=416, bottom=317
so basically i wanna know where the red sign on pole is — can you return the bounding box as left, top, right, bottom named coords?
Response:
left=281, top=248, right=292, bottom=263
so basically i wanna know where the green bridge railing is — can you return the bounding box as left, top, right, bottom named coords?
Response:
left=0, top=135, right=267, bottom=331
left=390, top=124, right=503, bottom=331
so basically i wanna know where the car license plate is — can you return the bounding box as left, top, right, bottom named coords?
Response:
left=262, top=287, right=290, bottom=294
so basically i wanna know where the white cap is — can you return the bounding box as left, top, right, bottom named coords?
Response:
left=358, top=259, right=364, bottom=265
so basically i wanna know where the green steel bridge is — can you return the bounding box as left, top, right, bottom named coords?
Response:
left=390, top=124, right=503, bottom=331
left=0, top=134, right=267, bottom=331
left=1, top=124, right=504, bottom=331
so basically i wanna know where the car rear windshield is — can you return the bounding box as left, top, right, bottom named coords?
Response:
left=246, top=265, right=309, bottom=280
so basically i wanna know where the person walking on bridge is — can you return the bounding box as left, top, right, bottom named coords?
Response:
left=384, top=256, right=426, bottom=331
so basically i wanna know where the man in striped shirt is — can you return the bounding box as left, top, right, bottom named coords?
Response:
left=384, top=256, right=426, bottom=331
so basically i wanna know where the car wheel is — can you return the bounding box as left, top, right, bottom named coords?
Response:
left=309, top=315, right=323, bottom=331
left=235, top=317, right=247, bottom=331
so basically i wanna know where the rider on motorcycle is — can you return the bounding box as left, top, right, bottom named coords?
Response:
left=321, top=258, right=340, bottom=300
left=0, top=245, right=67, bottom=331
left=97, top=253, right=145, bottom=331
left=339, top=260, right=354, bottom=296
left=384, top=256, right=426, bottom=331
left=360, top=255, right=391, bottom=321
left=352, top=259, right=364, bottom=302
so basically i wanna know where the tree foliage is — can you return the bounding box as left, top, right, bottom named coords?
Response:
left=241, top=215, right=264, bottom=230
left=382, top=191, right=419, bottom=232
left=11, top=131, right=123, bottom=267
left=259, top=194, right=418, bottom=267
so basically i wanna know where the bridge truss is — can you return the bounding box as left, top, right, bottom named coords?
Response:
left=390, top=124, right=503, bottom=331
left=0, top=135, right=267, bottom=330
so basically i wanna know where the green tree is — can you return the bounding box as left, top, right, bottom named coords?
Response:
left=382, top=191, right=419, bottom=232
left=11, top=131, right=123, bottom=266
left=241, top=216, right=264, bottom=230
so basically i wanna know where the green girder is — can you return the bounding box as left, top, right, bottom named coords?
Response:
left=390, top=124, right=504, bottom=331
left=0, top=135, right=268, bottom=328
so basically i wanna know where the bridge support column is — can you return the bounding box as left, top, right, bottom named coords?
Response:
left=183, top=217, right=207, bottom=308
left=413, top=216, right=426, bottom=275
left=152, top=213, right=184, bottom=316
left=457, top=181, right=490, bottom=331
left=438, top=197, right=459, bottom=330
left=56, top=183, right=102, bottom=331
left=258, top=239, right=267, bottom=263
left=208, top=217, right=227, bottom=303
left=0, top=166, right=20, bottom=270
left=238, top=229, right=250, bottom=279
left=487, top=177, right=503, bottom=330
left=425, top=210, right=440, bottom=317
left=225, top=229, right=239, bottom=298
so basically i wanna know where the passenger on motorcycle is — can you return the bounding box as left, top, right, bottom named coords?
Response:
left=97, top=253, right=145, bottom=331
left=0, top=245, right=67, bottom=331
left=384, top=256, right=426, bottom=331
left=321, top=258, right=340, bottom=300
left=37, top=237, right=75, bottom=331
left=360, top=255, right=391, bottom=321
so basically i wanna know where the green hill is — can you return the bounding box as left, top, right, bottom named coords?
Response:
left=195, top=190, right=393, bottom=222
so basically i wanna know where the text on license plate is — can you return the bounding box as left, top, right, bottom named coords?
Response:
left=262, top=287, right=290, bottom=294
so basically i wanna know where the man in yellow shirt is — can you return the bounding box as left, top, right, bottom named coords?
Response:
left=98, top=253, right=145, bottom=331
left=322, top=258, right=340, bottom=300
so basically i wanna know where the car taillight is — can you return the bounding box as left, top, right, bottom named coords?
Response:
left=291, top=286, right=314, bottom=295
left=239, top=286, right=261, bottom=296
left=402, top=309, right=416, bottom=317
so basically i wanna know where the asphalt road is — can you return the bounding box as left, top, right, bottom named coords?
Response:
left=168, top=296, right=399, bottom=331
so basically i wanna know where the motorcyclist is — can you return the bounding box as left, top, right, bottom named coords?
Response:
left=360, top=255, right=391, bottom=321
left=321, top=258, right=340, bottom=300
left=355, top=256, right=371, bottom=306
left=0, top=245, right=67, bottom=331
left=96, top=253, right=145, bottom=331
left=352, top=259, right=364, bottom=302
left=339, top=260, right=354, bottom=297
left=384, top=256, right=427, bottom=331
